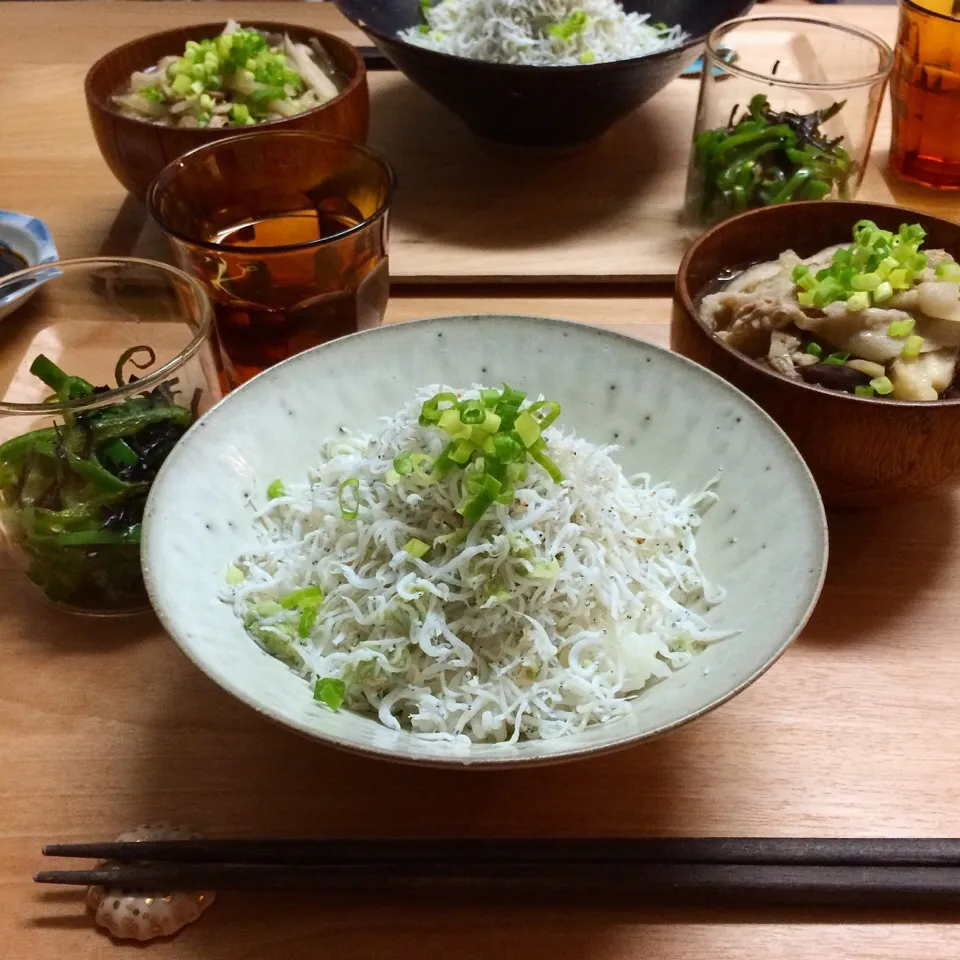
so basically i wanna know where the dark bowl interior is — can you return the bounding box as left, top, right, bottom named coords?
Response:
left=336, top=0, right=755, bottom=146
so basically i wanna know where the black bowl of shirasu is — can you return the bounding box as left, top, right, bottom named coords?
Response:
left=336, top=0, right=755, bottom=147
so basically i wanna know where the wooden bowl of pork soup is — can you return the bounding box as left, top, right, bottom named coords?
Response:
left=85, top=21, right=370, bottom=201
left=672, top=201, right=960, bottom=508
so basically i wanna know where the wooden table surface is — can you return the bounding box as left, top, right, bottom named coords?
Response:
left=3, top=2, right=960, bottom=958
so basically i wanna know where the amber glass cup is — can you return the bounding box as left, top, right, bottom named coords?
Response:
left=890, top=0, right=960, bottom=190
left=148, top=131, right=395, bottom=389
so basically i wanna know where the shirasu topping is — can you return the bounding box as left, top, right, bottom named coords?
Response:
left=399, top=0, right=688, bottom=67
left=223, top=385, right=731, bottom=745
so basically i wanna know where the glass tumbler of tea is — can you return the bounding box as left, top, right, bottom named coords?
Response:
left=890, top=0, right=960, bottom=190
left=148, top=131, right=395, bottom=389
left=684, top=16, right=893, bottom=232
left=0, top=257, right=220, bottom=615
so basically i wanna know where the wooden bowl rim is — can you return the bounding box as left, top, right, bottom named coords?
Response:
left=84, top=21, right=367, bottom=134
left=675, top=200, right=960, bottom=410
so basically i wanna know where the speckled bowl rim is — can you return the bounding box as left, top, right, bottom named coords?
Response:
left=677, top=200, right=960, bottom=410
left=142, top=314, right=829, bottom=768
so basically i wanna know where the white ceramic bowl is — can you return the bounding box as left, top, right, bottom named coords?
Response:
left=0, top=210, right=58, bottom=321
left=142, top=315, right=828, bottom=768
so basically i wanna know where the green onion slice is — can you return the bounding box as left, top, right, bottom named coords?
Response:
left=313, top=677, right=345, bottom=710
left=338, top=477, right=360, bottom=519
left=888, top=318, right=915, bottom=338
left=902, top=335, right=925, bottom=359
left=458, top=400, right=486, bottom=425
left=280, top=586, right=324, bottom=609
left=528, top=400, right=561, bottom=429
left=267, top=479, right=285, bottom=500
left=298, top=605, right=318, bottom=638
left=824, top=352, right=850, bottom=367
left=403, top=537, right=430, bottom=559
left=419, top=392, right=458, bottom=425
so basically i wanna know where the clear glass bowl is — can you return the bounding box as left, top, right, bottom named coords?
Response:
left=683, top=16, right=893, bottom=232
left=0, top=257, right=220, bottom=615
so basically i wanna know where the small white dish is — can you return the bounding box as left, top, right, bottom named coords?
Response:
left=0, top=210, right=58, bottom=321
left=142, top=315, right=828, bottom=768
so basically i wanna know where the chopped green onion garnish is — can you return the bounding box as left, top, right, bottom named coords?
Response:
left=850, top=272, right=881, bottom=291
left=280, top=586, right=323, bottom=609
left=267, top=479, right=285, bottom=499
left=514, top=411, right=542, bottom=449
left=528, top=400, right=561, bottom=429
left=458, top=400, right=486, bottom=425
left=400, top=386, right=564, bottom=524
left=338, top=477, right=360, bottom=519
left=935, top=260, right=960, bottom=282
left=794, top=221, right=932, bottom=310
left=419, top=392, right=457, bottom=425
left=873, top=281, right=893, bottom=304
left=548, top=10, right=587, bottom=40
left=393, top=451, right=417, bottom=476
left=846, top=291, right=870, bottom=312
left=824, top=352, right=850, bottom=366
left=529, top=559, right=560, bottom=579
left=403, top=537, right=430, bottom=559
left=888, top=318, right=915, bottom=338
left=805, top=342, right=823, bottom=358
left=449, top=439, right=474, bottom=464
left=854, top=385, right=875, bottom=397
left=870, top=376, right=894, bottom=395
left=298, top=605, right=318, bottom=638
left=313, top=677, right=345, bottom=710
left=530, top=440, right=564, bottom=485
left=902, top=335, right=925, bottom=359
left=225, top=564, right=244, bottom=585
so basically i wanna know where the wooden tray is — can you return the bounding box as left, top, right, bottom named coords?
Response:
left=2, top=2, right=909, bottom=287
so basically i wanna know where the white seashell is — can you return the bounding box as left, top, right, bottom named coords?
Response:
left=86, top=822, right=216, bottom=942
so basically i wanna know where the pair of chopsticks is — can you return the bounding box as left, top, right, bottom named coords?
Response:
left=36, top=838, right=960, bottom=906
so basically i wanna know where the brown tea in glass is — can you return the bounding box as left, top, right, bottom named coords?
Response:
left=148, top=131, right=394, bottom=389
left=890, top=0, right=960, bottom=190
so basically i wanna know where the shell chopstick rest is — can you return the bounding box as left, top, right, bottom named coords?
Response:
left=85, top=823, right=216, bottom=941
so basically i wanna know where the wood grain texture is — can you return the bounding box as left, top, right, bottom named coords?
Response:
left=3, top=2, right=960, bottom=956
left=5, top=3, right=956, bottom=286
left=671, top=201, right=960, bottom=508
left=3, top=298, right=960, bottom=958
left=85, top=21, right=370, bottom=200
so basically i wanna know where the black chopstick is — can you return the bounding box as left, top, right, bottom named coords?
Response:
left=40, top=837, right=960, bottom=867
left=33, top=861, right=960, bottom=907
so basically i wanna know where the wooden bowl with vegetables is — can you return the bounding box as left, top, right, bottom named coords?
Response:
left=85, top=21, right=369, bottom=201
left=672, top=201, right=960, bottom=509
